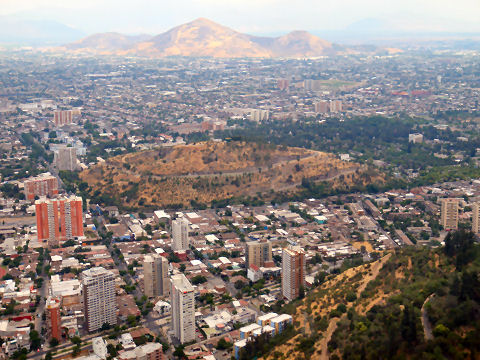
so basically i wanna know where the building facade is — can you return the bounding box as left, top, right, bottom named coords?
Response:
left=246, top=240, right=272, bottom=269
left=46, top=297, right=62, bottom=341
left=143, top=254, right=169, bottom=298
left=172, top=217, right=189, bottom=252
left=24, top=173, right=58, bottom=200
left=329, top=100, right=343, bottom=112
left=82, top=267, right=117, bottom=333
left=118, top=342, right=164, bottom=360
left=35, top=196, right=83, bottom=246
left=53, top=110, right=73, bottom=126
left=440, top=198, right=461, bottom=231
left=53, top=109, right=80, bottom=127
left=314, top=101, right=329, bottom=113
left=282, top=245, right=305, bottom=301
left=54, top=145, right=78, bottom=171
left=472, top=203, right=480, bottom=234
left=170, top=274, right=195, bottom=344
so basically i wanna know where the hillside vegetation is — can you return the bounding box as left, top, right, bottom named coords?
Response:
left=249, top=230, right=480, bottom=360
left=79, top=141, right=376, bottom=209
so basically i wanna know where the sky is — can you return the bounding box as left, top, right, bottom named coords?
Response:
left=2, top=0, right=480, bottom=35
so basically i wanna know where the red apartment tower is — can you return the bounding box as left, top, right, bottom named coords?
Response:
left=46, top=297, right=62, bottom=341
left=282, top=245, right=306, bottom=301
left=35, top=196, right=83, bottom=246
left=277, top=79, right=289, bottom=91
left=24, top=173, right=59, bottom=200
left=53, top=110, right=73, bottom=126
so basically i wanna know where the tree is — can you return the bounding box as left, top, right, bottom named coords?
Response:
left=216, top=338, right=233, bottom=350
left=127, top=315, right=137, bottom=327
left=70, top=336, right=81, bottom=345
left=107, top=343, right=118, bottom=357
left=101, top=322, right=111, bottom=331
left=298, top=285, right=305, bottom=299
left=29, top=330, right=41, bottom=351
left=173, top=345, right=186, bottom=359
left=72, top=344, right=81, bottom=357
left=49, top=338, right=59, bottom=347
left=191, top=275, right=207, bottom=285
left=234, top=280, right=245, bottom=289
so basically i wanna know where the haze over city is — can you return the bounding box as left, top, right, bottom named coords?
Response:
left=2, top=0, right=480, bottom=36
left=0, top=1, right=479, bottom=360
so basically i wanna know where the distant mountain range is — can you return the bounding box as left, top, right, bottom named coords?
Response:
left=60, top=18, right=362, bottom=58
left=0, top=17, right=84, bottom=45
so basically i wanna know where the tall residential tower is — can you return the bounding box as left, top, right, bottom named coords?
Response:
left=170, top=274, right=195, bottom=344
left=82, top=267, right=117, bottom=332
left=143, top=254, right=169, bottom=298
left=440, top=198, right=461, bottom=231
left=172, top=217, right=189, bottom=251
left=245, top=240, right=272, bottom=269
left=282, top=245, right=305, bottom=301
left=35, top=195, right=83, bottom=246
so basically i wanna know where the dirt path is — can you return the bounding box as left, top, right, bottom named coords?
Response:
left=318, top=316, right=343, bottom=360
left=421, top=293, right=435, bottom=341
left=319, top=253, right=392, bottom=359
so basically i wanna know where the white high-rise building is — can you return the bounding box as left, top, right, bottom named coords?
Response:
left=170, top=274, right=195, bottom=344
left=143, top=254, right=169, bottom=298
left=82, top=267, right=117, bottom=332
left=282, top=245, right=306, bottom=301
left=54, top=145, right=78, bottom=171
left=172, top=217, right=189, bottom=251
left=440, top=198, right=461, bottom=231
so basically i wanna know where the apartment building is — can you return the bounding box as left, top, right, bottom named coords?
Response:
left=172, top=217, right=189, bottom=251
left=82, top=267, right=117, bottom=332
left=23, top=173, right=58, bottom=200
left=35, top=195, right=83, bottom=246
left=440, top=198, right=461, bottom=231
left=143, top=254, right=169, bottom=298
left=245, top=240, right=272, bottom=269
left=472, top=203, right=480, bottom=234
left=118, top=342, right=164, bottom=360
left=282, top=245, right=305, bottom=301
left=54, top=145, right=78, bottom=171
left=46, top=297, right=62, bottom=341
left=170, top=274, right=195, bottom=344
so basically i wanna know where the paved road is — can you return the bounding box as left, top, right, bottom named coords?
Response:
left=34, top=276, right=49, bottom=333
left=28, top=332, right=100, bottom=360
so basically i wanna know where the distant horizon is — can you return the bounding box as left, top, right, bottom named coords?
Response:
left=2, top=15, right=480, bottom=48
left=2, top=0, right=480, bottom=36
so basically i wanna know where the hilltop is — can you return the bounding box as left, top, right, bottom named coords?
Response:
left=62, top=18, right=346, bottom=58
left=79, top=141, right=370, bottom=209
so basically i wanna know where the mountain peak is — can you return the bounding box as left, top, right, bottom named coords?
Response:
left=63, top=18, right=343, bottom=58
left=189, top=17, right=217, bottom=25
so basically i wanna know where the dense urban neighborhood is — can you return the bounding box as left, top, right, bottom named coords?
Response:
left=0, top=46, right=479, bottom=360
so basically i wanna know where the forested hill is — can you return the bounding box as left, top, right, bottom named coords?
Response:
left=244, top=230, right=480, bottom=360
left=217, top=116, right=480, bottom=188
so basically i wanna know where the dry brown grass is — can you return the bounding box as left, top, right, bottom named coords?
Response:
left=262, top=253, right=392, bottom=360
left=80, top=141, right=370, bottom=208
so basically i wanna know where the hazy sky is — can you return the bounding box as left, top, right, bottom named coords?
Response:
left=2, top=0, right=480, bottom=35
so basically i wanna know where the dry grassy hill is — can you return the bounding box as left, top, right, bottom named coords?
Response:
left=80, top=141, right=367, bottom=209
left=254, top=241, right=479, bottom=360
